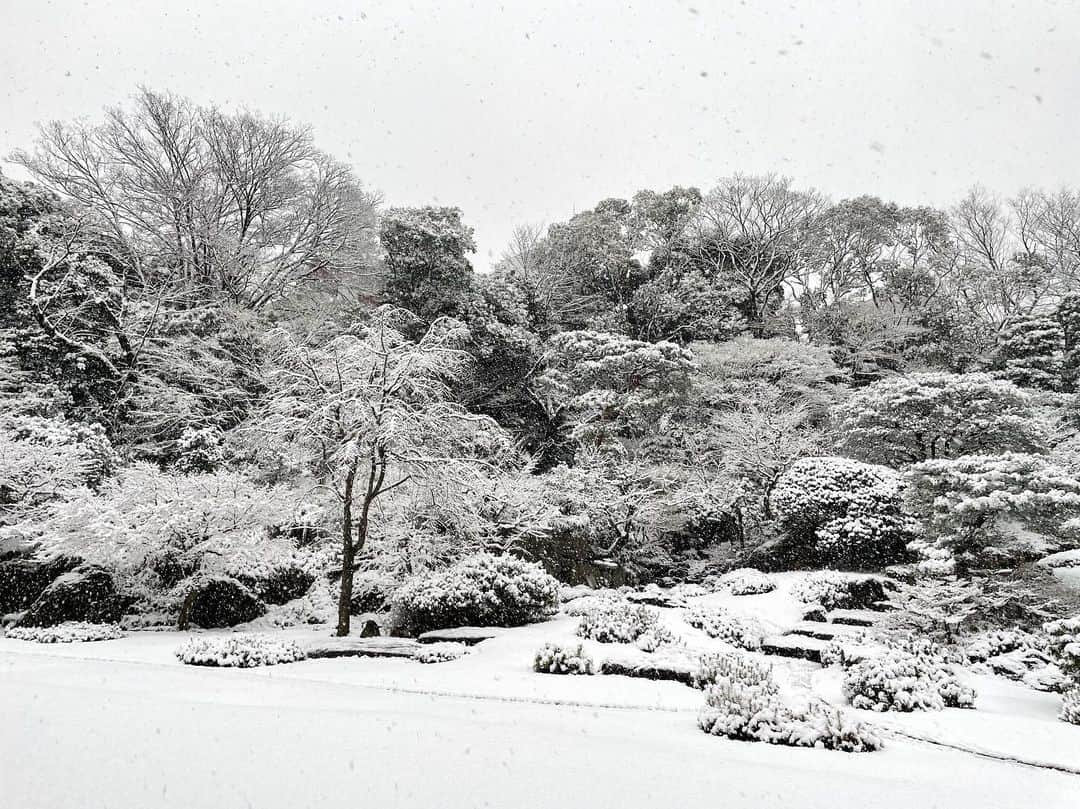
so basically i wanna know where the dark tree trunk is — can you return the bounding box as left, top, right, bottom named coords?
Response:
left=335, top=463, right=358, bottom=637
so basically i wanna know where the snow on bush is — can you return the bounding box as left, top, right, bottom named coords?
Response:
left=4, top=621, right=123, bottom=643
left=416, top=642, right=467, bottom=664
left=770, top=457, right=916, bottom=568
left=720, top=568, right=776, bottom=595
left=576, top=600, right=668, bottom=645
left=175, top=635, right=307, bottom=668
left=684, top=607, right=764, bottom=650
left=562, top=592, right=623, bottom=617
left=790, top=571, right=887, bottom=611
left=842, top=644, right=976, bottom=712
left=1061, top=686, right=1080, bottom=725
left=533, top=642, right=596, bottom=675
left=391, top=553, right=560, bottom=635
left=964, top=629, right=1043, bottom=663
left=904, top=453, right=1080, bottom=571
left=1045, top=616, right=1080, bottom=681
left=696, top=652, right=881, bottom=752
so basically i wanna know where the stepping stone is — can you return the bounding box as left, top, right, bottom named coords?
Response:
left=626, top=590, right=686, bottom=608
left=417, top=626, right=508, bottom=645
left=306, top=637, right=421, bottom=660
left=785, top=621, right=863, bottom=641
left=827, top=609, right=885, bottom=627
left=599, top=658, right=696, bottom=687
left=760, top=635, right=828, bottom=663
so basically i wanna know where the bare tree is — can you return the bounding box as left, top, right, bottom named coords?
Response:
left=685, top=174, right=825, bottom=336
left=12, top=88, right=380, bottom=310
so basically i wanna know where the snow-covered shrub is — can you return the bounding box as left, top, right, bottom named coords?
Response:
left=634, top=624, right=680, bottom=652
left=696, top=651, right=881, bottom=751
left=390, top=553, right=560, bottom=636
left=562, top=592, right=623, bottom=617
left=830, top=372, right=1046, bottom=467
left=790, top=571, right=890, bottom=611
left=1061, top=686, right=1080, bottom=724
left=770, top=457, right=916, bottom=568
left=4, top=621, right=123, bottom=643
left=684, top=607, right=764, bottom=650
left=15, top=464, right=304, bottom=603
left=173, top=425, right=226, bottom=473
left=6, top=415, right=118, bottom=487
left=842, top=646, right=976, bottom=711
left=533, top=641, right=596, bottom=675
left=1045, top=616, right=1080, bottom=681
left=175, top=635, right=307, bottom=668
left=416, top=642, right=467, bottom=664
left=576, top=600, right=661, bottom=644
left=965, top=629, right=1043, bottom=663
left=905, top=453, right=1080, bottom=572
left=693, top=650, right=773, bottom=690
left=721, top=568, right=776, bottom=595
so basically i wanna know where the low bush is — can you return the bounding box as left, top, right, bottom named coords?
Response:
left=416, top=642, right=467, bottom=664
left=4, top=621, right=123, bottom=643
left=1044, top=616, right=1080, bottom=680
left=721, top=568, right=776, bottom=596
left=684, top=607, right=764, bottom=650
left=562, top=592, right=623, bottom=617
left=533, top=642, right=596, bottom=675
left=390, top=553, right=560, bottom=636
left=1061, top=686, right=1080, bottom=725
left=696, top=651, right=881, bottom=752
left=175, top=635, right=307, bottom=667
left=842, top=645, right=976, bottom=712
left=790, top=572, right=890, bottom=611
left=576, top=601, right=661, bottom=644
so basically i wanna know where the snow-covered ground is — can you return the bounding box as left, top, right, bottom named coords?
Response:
left=2, top=577, right=1078, bottom=808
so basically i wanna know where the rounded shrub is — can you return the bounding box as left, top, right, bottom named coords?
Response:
left=533, top=642, right=596, bottom=675
left=390, top=553, right=560, bottom=636
left=770, top=456, right=916, bottom=568
left=175, top=635, right=307, bottom=668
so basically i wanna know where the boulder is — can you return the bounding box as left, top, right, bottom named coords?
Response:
left=16, top=566, right=126, bottom=628
left=417, top=626, right=508, bottom=645
left=0, top=555, right=82, bottom=613
left=180, top=577, right=265, bottom=629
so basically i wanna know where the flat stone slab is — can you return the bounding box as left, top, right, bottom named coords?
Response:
left=785, top=621, right=864, bottom=641
left=828, top=609, right=885, bottom=627
left=306, top=637, right=421, bottom=660
left=417, top=627, right=508, bottom=645
left=626, top=589, right=686, bottom=609
left=761, top=635, right=828, bottom=663
left=599, top=658, right=696, bottom=687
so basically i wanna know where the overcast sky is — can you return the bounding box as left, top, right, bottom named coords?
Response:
left=3, top=0, right=1079, bottom=269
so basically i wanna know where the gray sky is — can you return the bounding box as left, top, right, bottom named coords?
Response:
left=3, top=0, right=1079, bottom=269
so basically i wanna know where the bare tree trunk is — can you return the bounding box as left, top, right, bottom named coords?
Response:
left=335, top=463, right=358, bottom=637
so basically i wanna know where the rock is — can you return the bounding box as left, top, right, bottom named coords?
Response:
left=760, top=635, right=828, bottom=663
left=599, top=657, right=697, bottom=687
left=0, top=555, right=82, bottom=613
left=626, top=588, right=686, bottom=609
left=785, top=621, right=864, bottom=642
left=16, top=566, right=126, bottom=628
left=417, top=626, right=508, bottom=645
left=802, top=606, right=827, bottom=623
left=180, top=577, right=265, bottom=629
left=827, top=609, right=885, bottom=627
left=359, top=619, right=381, bottom=638
left=306, top=637, right=421, bottom=660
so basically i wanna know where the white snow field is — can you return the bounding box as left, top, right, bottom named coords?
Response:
left=3, top=578, right=1079, bottom=809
